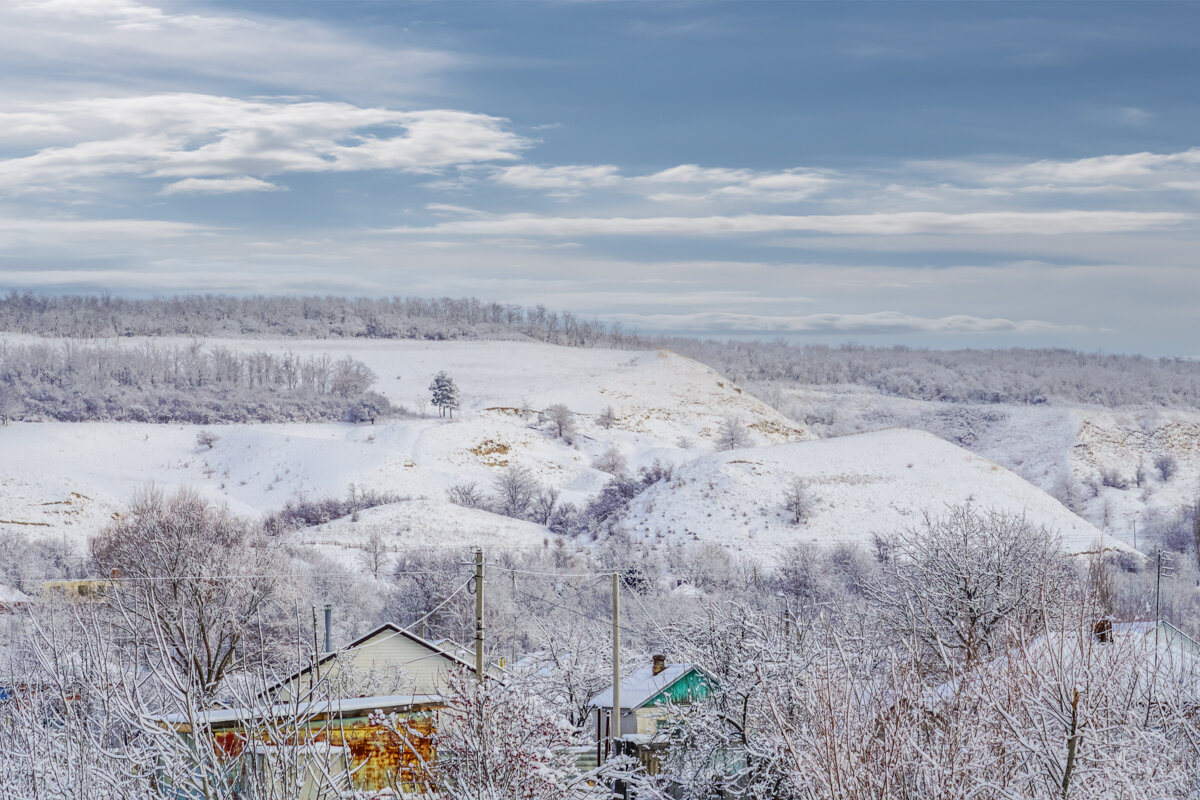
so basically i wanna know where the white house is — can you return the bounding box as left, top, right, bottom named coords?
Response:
left=266, top=623, right=479, bottom=702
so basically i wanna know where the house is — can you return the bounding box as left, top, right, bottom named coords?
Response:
left=588, top=655, right=714, bottom=765
left=160, top=693, right=441, bottom=797
left=926, top=618, right=1200, bottom=708
left=0, top=584, right=32, bottom=613
left=265, top=622, right=481, bottom=702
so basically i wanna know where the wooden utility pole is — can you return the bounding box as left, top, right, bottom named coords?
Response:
left=474, top=548, right=485, bottom=683
left=610, top=571, right=621, bottom=760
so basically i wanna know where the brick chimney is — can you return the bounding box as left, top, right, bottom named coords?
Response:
left=652, top=654, right=667, bottom=676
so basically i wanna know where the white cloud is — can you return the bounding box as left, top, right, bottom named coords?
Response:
left=385, top=209, right=1189, bottom=237
left=160, top=176, right=285, bottom=195
left=493, top=164, right=622, bottom=190
left=488, top=162, right=834, bottom=202
left=0, top=94, right=531, bottom=195
left=603, top=310, right=1080, bottom=335
left=1, top=0, right=459, bottom=103
left=0, top=216, right=210, bottom=243
left=985, top=148, right=1200, bottom=186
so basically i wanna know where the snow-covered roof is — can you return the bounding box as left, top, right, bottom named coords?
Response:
left=589, top=664, right=701, bottom=711
left=925, top=620, right=1200, bottom=705
left=261, top=622, right=475, bottom=698
left=160, top=693, right=443, bottom=726
left=0, top=584, right=32, bottom=605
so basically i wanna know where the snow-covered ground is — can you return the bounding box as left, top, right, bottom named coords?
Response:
left=774, top=384, right=1200, bottom=549
left=621, top=428, right=1115, bottom=559
left=0, top=339, right=807, bottom=558
left=1, top=335, right=1153, bottom=567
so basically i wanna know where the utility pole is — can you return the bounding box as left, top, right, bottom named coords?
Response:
left=474, top=548, right=485, bottom=683
left=610, top=571, right=621, bottom=761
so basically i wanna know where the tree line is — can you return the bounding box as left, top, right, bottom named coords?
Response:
left=3, top=291, right=1199, bottom=410
left=0, top=339, right=391, bottom=423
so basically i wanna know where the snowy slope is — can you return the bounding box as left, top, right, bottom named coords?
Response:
left=622, top=429, right=1118, bottom=559
left=0, top=339, right=808, bottom=557
left=772, top=384, right=1200, bottom=551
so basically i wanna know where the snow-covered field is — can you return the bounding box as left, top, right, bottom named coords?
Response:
left=0, top=339, right=807, bottom=558
left=0, top=336, right=1144, bottom=565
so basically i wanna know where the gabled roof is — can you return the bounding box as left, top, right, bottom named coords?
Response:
left=589, top=663, right=710, bottom=711
left=261, top=622, right=475, bottom=699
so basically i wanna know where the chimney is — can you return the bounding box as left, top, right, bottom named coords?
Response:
left=323, top=604, right=333, bottom=654
left=652, top=654, right=666, bottom=676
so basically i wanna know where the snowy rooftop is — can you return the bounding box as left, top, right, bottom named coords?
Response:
left=159, top=693, right=443, bottom=726
left=590, top=664, right=696, bottom=711
left=0, top=584, right=32, bottom=605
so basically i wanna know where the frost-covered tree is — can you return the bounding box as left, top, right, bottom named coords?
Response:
left=429, top=371, right=461, bottom=419
left=330, top=356, right=376, bottom=398
left=597, top=405, right=618, bottom=429
left=545, top=403, right=574, bottom=441
left=0, top=385, right=20, bottom=426
left=196, top=429, right=219, bottom=449
left=1155, top=453, right=1178, bottom=482
left=591, top=444, right=627, bottom=476
left=372, top=668, right=637, bottom=800
left=347, top=390, right=390, bottom=424
left=493, top=465, right=539, bottom=519
left=870, top=505, right=1068, bottom=669
left=714, top=416, right=752, bottom=450
left=782, top=476, right=815, bottom=524
left=90, top=487, right=285, bottom=697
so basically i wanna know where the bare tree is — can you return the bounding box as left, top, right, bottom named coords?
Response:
left=493, top=465, right=539, bottom=519
left=358, top=526, right=391, bottom=580
left=90, top=486, right=284, bottom=698
left=1155, top=453, right=1178, bottom=482
left=447, top=482, right=486, bottom=509
left=714, top=416, right=752, bottom=451
left=597, top=405, right=618, bottom=429
left=196, top=429, right=219, bottom=450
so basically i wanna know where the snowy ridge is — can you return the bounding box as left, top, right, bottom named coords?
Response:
left=621, top=429, right=1117, bottom=558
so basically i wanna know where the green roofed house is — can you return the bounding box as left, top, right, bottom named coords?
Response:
left=588, top=655, right=714, bottom=769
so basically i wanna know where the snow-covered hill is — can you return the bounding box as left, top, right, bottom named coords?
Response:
left=0, top=339, right=808, bottom=557
left=622, top=429, right=1116, bottom=558
left=771, top=384, right=1200, bottom=550
left=1, top=335, right=1143, bottom=567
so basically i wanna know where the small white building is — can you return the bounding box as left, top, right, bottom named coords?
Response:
left=588, top=655, right=714, bottom=763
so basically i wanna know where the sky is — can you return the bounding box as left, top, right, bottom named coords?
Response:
left=1, top=0, right=1198, bottom=355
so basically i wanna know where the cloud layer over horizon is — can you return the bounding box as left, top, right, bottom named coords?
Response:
left=1, top=0, right=1198, bottom=355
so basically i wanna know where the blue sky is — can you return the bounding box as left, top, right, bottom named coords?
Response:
left=1, top=1, right=1198, bottom=354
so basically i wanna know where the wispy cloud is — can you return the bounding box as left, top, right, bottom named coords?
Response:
left=491, top=162, right=835, bottom=202
left=160, top=176, right=286, bottom=195
left=603, top=310, right=1082, bottom=335
left=0, top=94, right=531, bottom=196
left=0, top=0, right=460, bottom=103
left=385, top=209, right=1189, bottom=237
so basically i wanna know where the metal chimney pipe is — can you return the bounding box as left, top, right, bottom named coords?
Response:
left=323, top=604, right=333, bottom=653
